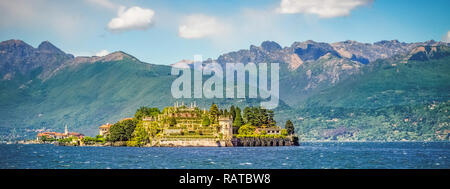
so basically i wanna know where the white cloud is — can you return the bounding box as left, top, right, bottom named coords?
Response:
left=178, top=14, right=229, bottom=39
left=85, top=0, right=118, bottom=10
left=108, top=6, right=155, bottom=32
left=95, top=50, right=110, bottom=57
left=276, top=0, right=373, bottom=18
left=443, top=31, right=450, bottom=43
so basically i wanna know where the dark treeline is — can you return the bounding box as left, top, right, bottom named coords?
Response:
left=217, top=105, right=276, bottom=130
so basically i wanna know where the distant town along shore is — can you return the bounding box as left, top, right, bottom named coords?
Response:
left=36, top=102, right=298, bottom=147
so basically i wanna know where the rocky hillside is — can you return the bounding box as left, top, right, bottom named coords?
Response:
left=0, top=40, right=140, bottom=81
left=292, top=45, right=450, bottom=141
left=203, top=40, right=448, bottom=106
left=213, top=39, right=447, bottom=68
left=0, top=39, right=448, bottom=141
left=0, top=40, right=74, bottom=80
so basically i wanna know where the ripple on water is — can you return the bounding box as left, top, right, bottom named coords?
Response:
left=1, top=143, right=449, bottom=169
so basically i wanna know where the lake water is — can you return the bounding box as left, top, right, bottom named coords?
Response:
left=0, top=142, right=449, bottom=169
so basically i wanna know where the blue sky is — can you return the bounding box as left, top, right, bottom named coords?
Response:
left=0, top=0, right=449, bottom=65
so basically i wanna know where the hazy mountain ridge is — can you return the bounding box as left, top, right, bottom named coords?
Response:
left=210, top=40, right=448, bottom=106
left=208, top=40, right=448, bottom=106
left=0, top=40, right=74, bottom=81
left=213, top=39, right=447, bottom=67
left=0, top=39, right=448, bottom=141
left=0, top=40, right=138, bottom=81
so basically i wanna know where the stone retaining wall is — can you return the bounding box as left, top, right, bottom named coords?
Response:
left=157, top=138, right=227, bottom=147
left=231, top=138, right=294, bottom=147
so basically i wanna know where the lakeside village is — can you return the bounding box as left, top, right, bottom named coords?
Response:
left=34, top=102, right=298, bottom=147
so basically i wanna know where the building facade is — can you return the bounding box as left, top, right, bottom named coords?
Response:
left=255, top=127, right=282, bottom=135
left=218, top=116, right=233, bottom=139
left=98, top=123, right=112, bottom=136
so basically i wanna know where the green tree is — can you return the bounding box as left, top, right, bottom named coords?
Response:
left=82, top=136, right=97, bottom=145
left=233, top=108, right=243, bottom=128
left=147, top=122, right=163, bottom=145
left=238, top=124, right=256, bottom=135
left=224, top=109, right=229, bottom=117
left=40, top=135, right=47, bottom=141
left=240, top=106, right=274, bottom=127
left=260, top=130, right=267, bottom=135
left=267, top=110, right=276, bottom=127
left=253, top=107, right=264, bottom=126
left=95, top=135, right=106, bottom=143
left=169, top=117, right=177, bottom=127
left=57, top=136, right=75, bottom=144
left=281, top=129, right=288, bottom=136
left=230, top=105, right=236, bottom=121
left=209, top=103, right=219, bottom=124
left=134, top=107, right=160, bottom=120
left=108, top=119, right=137, bottom=142
left=285, top=120, right=295, bottom=135
left=243, top=107, right=252, bottom=123
left=40, top=135, right=55, bottom=142
left=202, top=115, right=211, bottom=126
left=130, top=121, right=149, bottom=146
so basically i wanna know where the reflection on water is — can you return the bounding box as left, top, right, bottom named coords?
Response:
left=0, top=142, right=449, bottom=169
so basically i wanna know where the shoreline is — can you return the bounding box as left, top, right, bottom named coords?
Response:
left=4, top=140, right=449, bottom=146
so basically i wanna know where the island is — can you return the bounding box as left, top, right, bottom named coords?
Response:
left=36, top=102, right=299, bottom=147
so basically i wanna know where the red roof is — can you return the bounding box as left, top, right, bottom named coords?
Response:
left=37, top=131, right=85, bottom=138
left=68, top=132, right=83, bottom=136
left=99, top=123, right=112, bottom=129
left=120, top=117, right=133, bottom=121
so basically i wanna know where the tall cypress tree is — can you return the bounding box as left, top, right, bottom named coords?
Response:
left=285, top=120, right=295, bottom=135
left=267, top=110, right=275, bottom=127
left=230, top=105, right=236, bottom=121
left=201, top=115, right=211, bottom=126
left=233, top=108, right=243, bottom=128
left=209, top=103, right=219, bottom=124
left=243, top=107, right=252, bottom=124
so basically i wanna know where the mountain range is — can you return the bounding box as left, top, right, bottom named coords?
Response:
left=0, top=39, right=449, bottom=141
